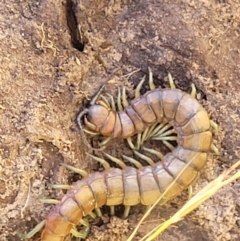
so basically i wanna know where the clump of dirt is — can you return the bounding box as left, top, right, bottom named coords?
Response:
left=0, top=0, right=239, bottom=241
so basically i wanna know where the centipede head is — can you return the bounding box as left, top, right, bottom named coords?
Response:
left=85, top=102, right=110, bottom=132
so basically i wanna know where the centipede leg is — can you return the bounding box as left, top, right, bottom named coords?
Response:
left=141, top=147, right=164, bottom=160
left=70, top=219, right=90, bottom=239
left=48, top=184, right=71, bottom=190
left=126, top=133, right=142, bottom=150
left=20, top=220, right=46, bottom=239
left=39, top=198, right=60, bottom=204
left=98, top=136, right=113, bottom=147
left=106, top=93, right=116, bottom=111
left=210, top=120, right=219, bottom=132
left=133, top=150, right=155, bottom=165
left=123, top=205, right=131, bottom=219
left=117, top=87, right=123, bottom=111
left=122, top=86, right=129, bottom=107
left=135, top=75, right=146, bottom=98
left=102, top=152, right=127, bottom=169
left=122, top=154, right=143, bottom=168
left=87, top=153, right=111, bottom=170
left=211, top=143, right=220, bottom=155
left=100, top=94, right=111, bottom=108
left=190, top=83, right=197, bottom=98
left=61, top=163, right=89, bottom=177
left=148, top=67, right=156, bottom=90
left=70, top=227, right=88, bottom=239
left=168, top=73, right=176, bottom=89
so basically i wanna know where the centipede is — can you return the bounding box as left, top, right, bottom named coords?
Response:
left=24, top=68, right=218, bottom=241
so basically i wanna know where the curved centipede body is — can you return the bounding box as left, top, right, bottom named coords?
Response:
left=41, top=147, right=208, bottom=241
left=84, top=84, right=212, bottom=152
left=26, top=69, right=218, bottom=241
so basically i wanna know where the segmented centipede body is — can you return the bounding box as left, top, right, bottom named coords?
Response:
left=37, top=71, right=217, bottom=241
left=41, top=147, right=209, bottom=241
left=85, top=88, right=212, bottom=150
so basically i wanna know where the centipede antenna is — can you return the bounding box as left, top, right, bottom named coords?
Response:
left=48, top=184, right=71, bottom=190
left=106, top=93, right=116, bottom=111
left=123, top=205, right=131, bottom=219
left=211, top=143, right=220, bottom=155
left=61, top=163, right=88, bottom=177
left=142, top=147, right=164, bottom=160
left=89, top=67, right=121, bottom=106
left=122, top=86, right=129, bottom=107
left=122, top=68, right=141, bottom=79
left=21, top=220, right=46, bottom=239
left=168, top=73, right=176, bottom=89
left=122, top=154, right=143, bottom=168
left=117, top=87, right=123, bottom=111
left=148, top=67, right=156, bottom=90
left=87, top=153, right=111, bottom=170
left=190, top=83, right=197, bottom=98
left=102, top=152, right=127, bottom=169
left=133, top=151, right=155, bottom=166
left=39, top=198, right=60, bottom=204
left=135, top=75, right=146, bottom=98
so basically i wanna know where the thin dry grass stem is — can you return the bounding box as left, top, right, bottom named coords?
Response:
left=128, top=161, right=240, bottom=241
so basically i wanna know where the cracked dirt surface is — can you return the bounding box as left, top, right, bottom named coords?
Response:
left=0, top=0, right=240, bottom=241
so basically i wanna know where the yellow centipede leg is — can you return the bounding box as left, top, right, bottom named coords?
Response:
left=106, top=93, right=116, bottom=111
left=148, top=67, right=156, bottom=90
left=123, top=205, right=131, bottom=219
left=190, top=83, right=197, bottom=98
left=211, top=143, right=220, bottom=155
left=122, top=155, right=143, bottom=168
left=141, top=147, right=164, bottom=160
left=110, top=206, right=115, bottom=216
left=61, top=163, right=88, bottom=177
left=70, top=228, right=88, bottom=239
left=98, top=136, right=113, bottom=147
left=121, top=86, right=129, bottom=107
left=117, top=87, right=123, bottom=111
left=210, top=120, right=219, bottom=132
left=39, top=198, right=60, bottom=204
left=168, top=73, right=176, bottom=89
left=133, top=150, right=155, bottom=166
left=70, top=219, right=90, bottom=238
left=100, top=95, right=111, bottom=108
left=135, top=75, right=146, bottom=98
left=87, top=153, right=111, bottom=170
left=19, top=220, right=46, bottom=239
left=48, top=184, right=71, bottom=190
left=102, top=152, right=127, bottom=169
